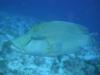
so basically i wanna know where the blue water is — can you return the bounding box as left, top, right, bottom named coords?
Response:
left=0, top=0, right=100, bottom=33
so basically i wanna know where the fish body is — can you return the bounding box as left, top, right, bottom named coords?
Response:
left=11, top=21, right=93, bottom=56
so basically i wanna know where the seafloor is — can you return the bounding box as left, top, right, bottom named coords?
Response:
left=0, top=12, right=100, bottom=75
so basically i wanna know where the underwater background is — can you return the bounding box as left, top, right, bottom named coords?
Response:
left=0, top=0, right=100, bottom=75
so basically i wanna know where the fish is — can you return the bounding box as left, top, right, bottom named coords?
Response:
left=10, top=21, right=94, bottom=56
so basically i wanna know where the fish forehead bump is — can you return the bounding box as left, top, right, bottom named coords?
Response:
left=31, top=21, right=84, bottom=31
left=31, top=21, right=88, bottom=37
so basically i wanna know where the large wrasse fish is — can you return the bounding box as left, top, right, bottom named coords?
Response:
left=5, top=21, right=95, bottom=56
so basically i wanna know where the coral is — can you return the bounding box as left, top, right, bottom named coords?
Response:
left=0, top=12, right=99, bottom=75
